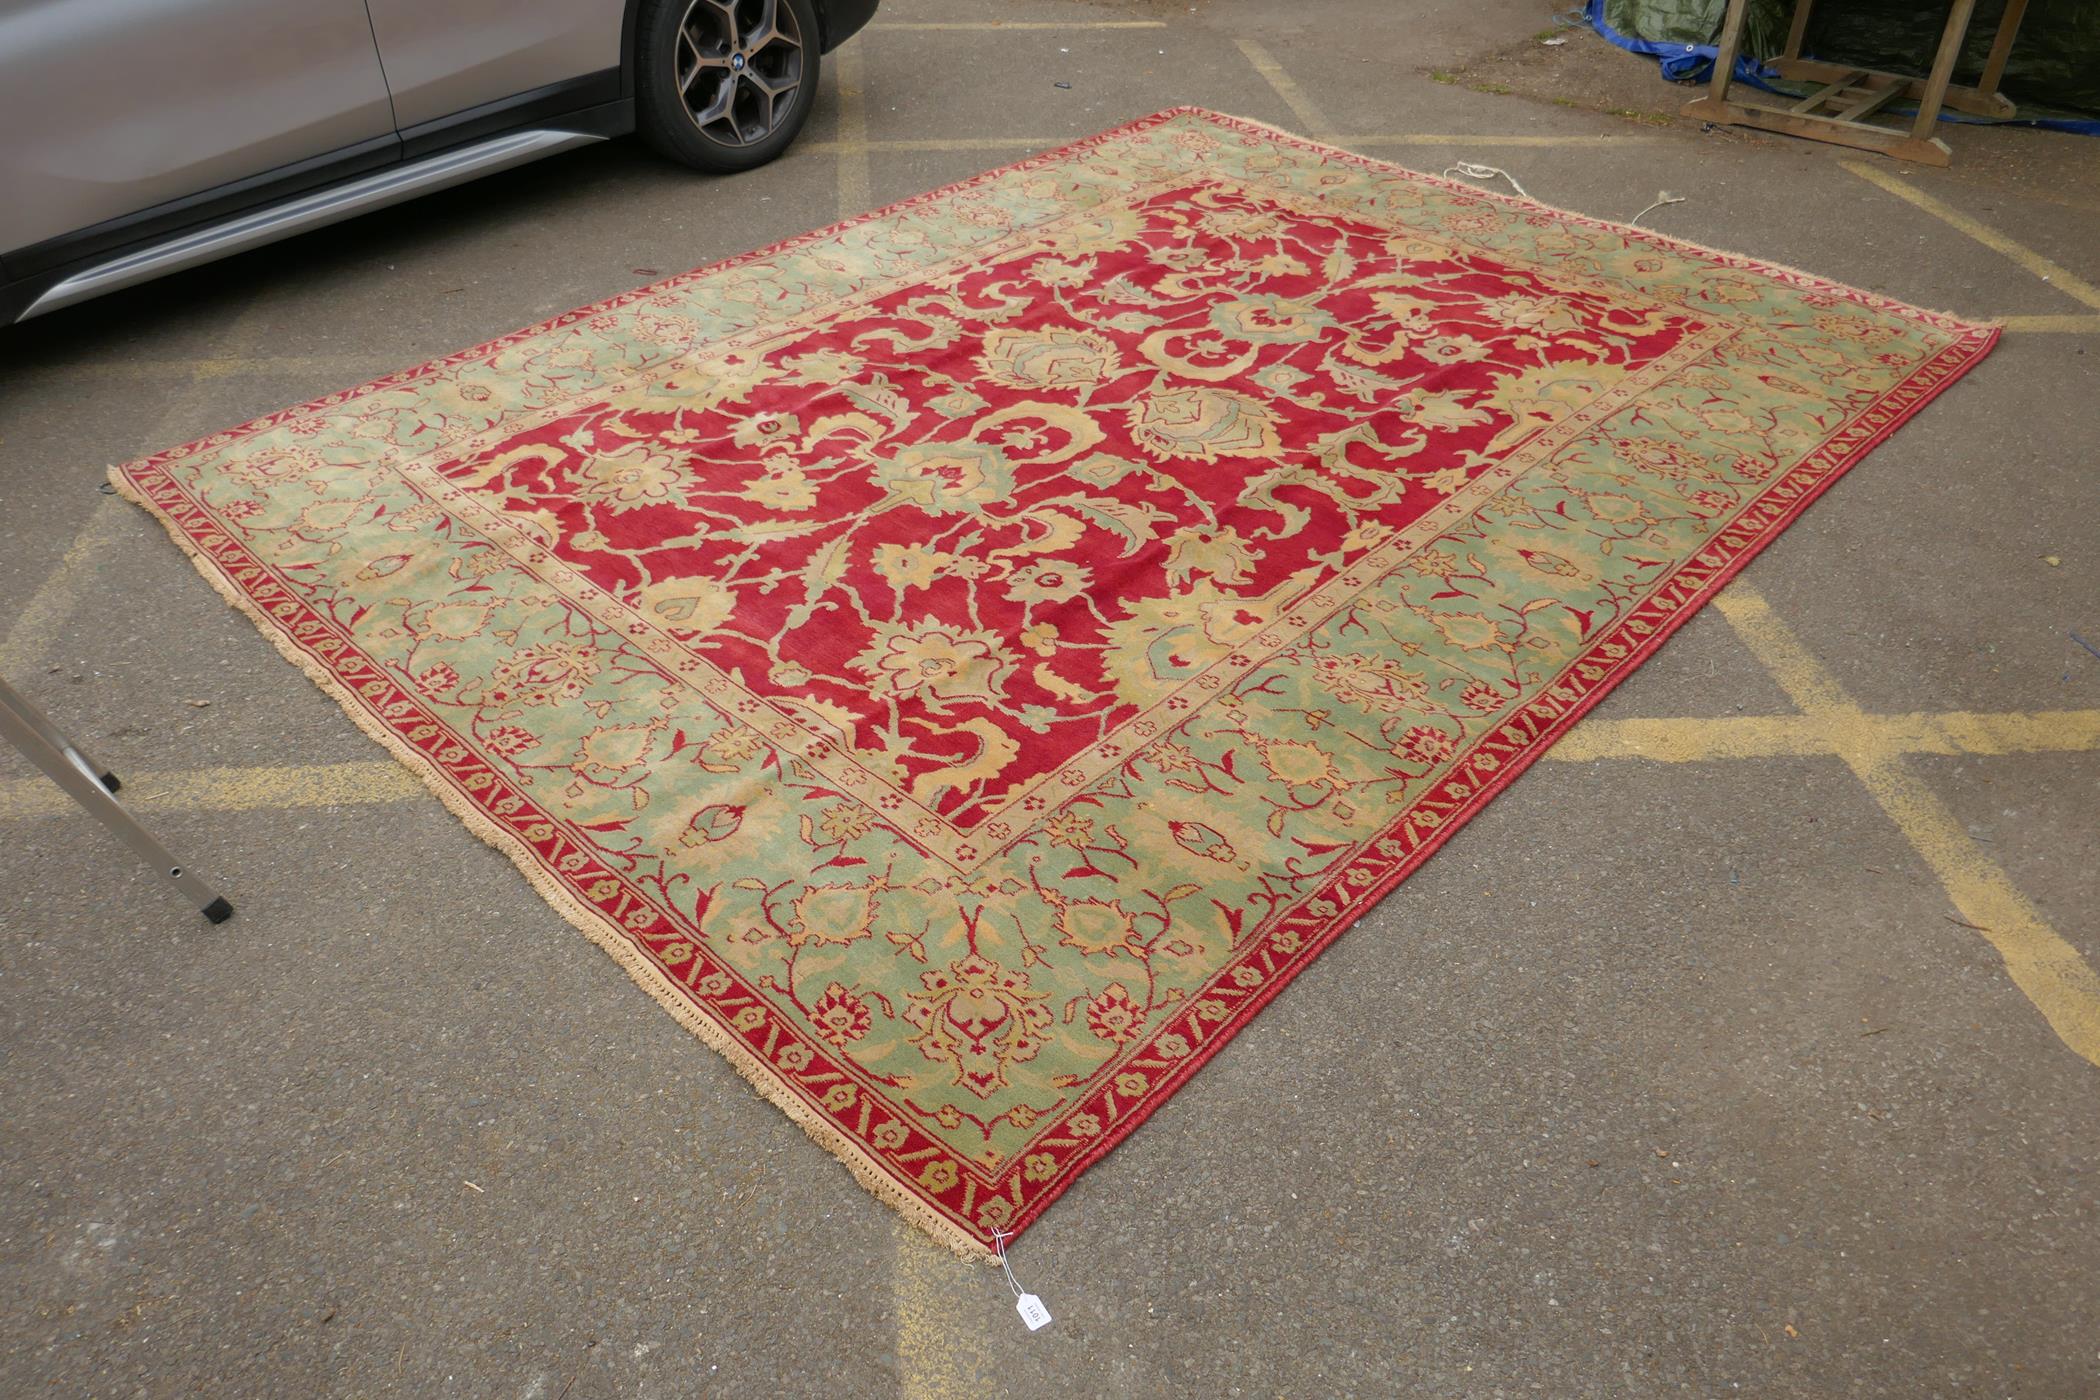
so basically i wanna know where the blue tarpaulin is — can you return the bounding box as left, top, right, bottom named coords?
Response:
left=1584, top=0, right=2100, bottom=135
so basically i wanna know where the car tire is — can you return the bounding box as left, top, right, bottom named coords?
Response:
left=636, top=0, right=823, bottom=174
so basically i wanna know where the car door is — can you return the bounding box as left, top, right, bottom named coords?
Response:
left=0, top=0, right=397, bottom=259
left=361, top=0, right=624, bottom=134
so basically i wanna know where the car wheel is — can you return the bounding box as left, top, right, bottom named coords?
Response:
left=636, top=0, right=822, bottom=173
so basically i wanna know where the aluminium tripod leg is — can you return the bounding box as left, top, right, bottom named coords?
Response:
left=0, top=675, right=230, bottom=923
left=0, top=672, right=121, bottom=791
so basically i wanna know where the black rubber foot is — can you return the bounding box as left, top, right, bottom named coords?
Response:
left=201, top=897, right=233, bottom=924
left=99, top=772, right=121, bottom=793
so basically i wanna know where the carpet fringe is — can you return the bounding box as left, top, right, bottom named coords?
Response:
left=105, top=464, right=998, bottom=1266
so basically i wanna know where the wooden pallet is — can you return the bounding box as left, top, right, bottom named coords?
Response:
left=1680, top=0, right=2031, bottom=167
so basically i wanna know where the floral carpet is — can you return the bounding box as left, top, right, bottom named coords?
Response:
left=114, top=109, right=1996, bottom=1255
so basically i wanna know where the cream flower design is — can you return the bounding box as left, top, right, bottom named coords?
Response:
left=871, top=440, right=1017, bottom=515
left=1052, top=898, right=1146, bottom=960
left=976, top=327, right=1121, bottom=390
left=904, top=954, right=1052, bottom=1099
left=572, top=447, right=686, bottom=511
left=852, top=619, right=1011, bottom=705
left=1001, top=560, right=1092, bottom=606
left=1127, top=387, right=1281, bottom=463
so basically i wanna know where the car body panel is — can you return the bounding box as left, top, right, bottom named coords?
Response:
left=18, top=129, right=605, bottom=319
left=0, top=0, right=877, bottom=325
left=0, top=0, right=398, bottom=251
left=362, top=0, right=625, bottom=129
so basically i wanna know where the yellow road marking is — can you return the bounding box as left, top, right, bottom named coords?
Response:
left=796, top=132, right=1672, bottom=157
left=2000, top=313, right=2100, bottom=333
left=1235, top=38, right=1337, bottom=141
left=1548, top=708, right=2100, bottom=763
left=0, top=499, right=134, bottom=677
left=834, top=43, right=871, bottom=217
left=893, top=1225, right=991, bottom=1398
left=1842, top=159, right=2100, bottom=312
left=1716, top=585, right=2100, bottom=1068
left=0, top=761, right=417, bottom=821
left=871, top=20, right=1166, bottom=30
left=1348, top=133, right=1668, bottom=147
left=5, top=707, right=2093, bottom=822
left=35, top=354, right=389, bottom=382
left=2, top=297, right=279, bottom=675
left=801, top=137, right=1068, bottom=154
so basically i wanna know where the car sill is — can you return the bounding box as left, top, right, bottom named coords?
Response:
left=17, top=128, right=606, bottom=322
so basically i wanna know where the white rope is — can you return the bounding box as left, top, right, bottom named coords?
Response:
left=1630, top=190, right=1687, bottom=227
left=1442, top=161, right=1531, bottom=200
left=1442, top=160, right=1692, bottom=231
left=1444, top=161, right=1690, bottom=233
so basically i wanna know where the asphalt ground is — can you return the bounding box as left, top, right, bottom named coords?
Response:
left=2, top=1, right=2097, bottom=1395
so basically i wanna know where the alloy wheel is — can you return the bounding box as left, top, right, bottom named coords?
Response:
left=674, top=0, right=805, bottom=147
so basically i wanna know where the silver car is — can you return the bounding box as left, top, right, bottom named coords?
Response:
left=0, top=0, right=877, bottom=325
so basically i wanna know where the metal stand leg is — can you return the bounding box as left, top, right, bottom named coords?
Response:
left=0, top=674, right=231, bottom=923
left=0, top=674, right=122, bottom=793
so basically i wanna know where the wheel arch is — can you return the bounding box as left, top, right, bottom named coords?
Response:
left=620, top=0, right=650, bottom=97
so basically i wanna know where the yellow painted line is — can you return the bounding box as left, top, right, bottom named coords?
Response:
left=2000, top=313, right=2100, bottom=334
left=1234, top=38, right=1337, bottom=141
left=1842, top=159, right=2100, bottom=313
left=1551, top=712, right=1831, bottom=762
left=40, top=354, right=384, bottom=382
left=894, top=1225, right=991, bottom=1399
left=1348, top=133, right=1670, bottom=147
left=3, top=297, right=280, bottom=674
left=802, top=133, right=1671, bottom=159
left=1716, top=585, right=2100, bottom=1068
left=1548, top=708, right=2100, bottom=763
left=0, top=499, right=134, bottom=677
left=0, top=761, right=417, bottom=821
left=185, top=355, right=345, bottom=380
left=871, top=20, right=1166, bottom=30
left=1927, top=708, right=2100, bottom=755
left=801, top=137, right=1062, bottom=154
left=834, top=42, right=871, bottom=217
left=3, top=705, right=2090, bottom=821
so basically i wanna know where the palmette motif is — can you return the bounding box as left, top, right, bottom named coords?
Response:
left=116, top=109, right=1994, bottom=1254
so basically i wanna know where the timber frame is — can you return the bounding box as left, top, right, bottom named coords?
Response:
left=1680, top=0, right=2031, bottom=166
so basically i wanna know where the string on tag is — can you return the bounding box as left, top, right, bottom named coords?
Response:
left=991, top=1227, right=1052, bottom=1331
left=1442, top=161, right=1531, bottom=200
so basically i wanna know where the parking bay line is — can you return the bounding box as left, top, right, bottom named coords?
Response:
left=1549, top=708, right=2100, bottom=763
left=799, top=132, right=1674, bottom=156
left=0, top=760, right=418, bottom=820
left=833, top=42, right=871, bottom=217
left=1997, top=313, right=2100, bottom=334
left=1716, top=584, right=2100, bottom=1069
left=42, top=307, right=2093, bottom=389
left=1842, top=159, right=2100, bottom=313
left=14, top=673, right=2091, bottom=1065
left=1234, top=37, right=1339, bottom=142
left=6, top=705, right=2095, bottom=813
left=1, top=297, right=282, bottom=676
left=870, top=20, right=1166, bottom=30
